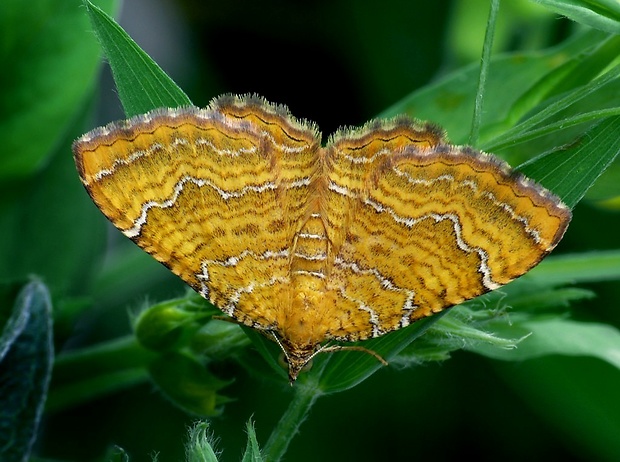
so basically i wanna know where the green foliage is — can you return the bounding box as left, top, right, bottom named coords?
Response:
left=0, top=280, right=53, bottom=462
left=181, top=420, right=263, bottom=462
left=533, top=0, right=620, bottom=34
left=1, top=0, right=620, bottom=461
left=241, top=420, right=263, bottom=462
left=185, top=422, right=220, bottom=462
left=82, top=0, right=190, bottom=116
left=0, top=0, right=118, bottom=179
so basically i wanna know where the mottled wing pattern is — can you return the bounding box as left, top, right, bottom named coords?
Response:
left=74, top=94, right=572, bottom=364
left=73, top=95, right=321, bottom=328
left=323, top=121, right=571, bottom=341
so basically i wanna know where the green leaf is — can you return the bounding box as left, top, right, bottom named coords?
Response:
left=393, top=306, right=522, bottom=366
left=148, top=352, right=232, bottom=417
left=191, top=319, right=252, bottom=360
left=0, top=282, right=29, bottom=360
left=133, top=296, right=218, bottom=352
left=379, top=29, right=611, bottom=144
left=82, top=0, right=191, bottom=116
left=392, top=286, right=594, bottom=367
left=238, top=327, right=288, bottom=382
left=0, top=109, right=108, bottom=295
left=532, top=0, right=620, bottom=34
left=528, top=249, right=620, bottom=286
left=0, top=280, right=53, bottom=462
left=477, top=317, right=620, bottom=368
left=440, top=252, right=620, bottom=364
left=502, top=286, right=595, bottom=312
left=483, top=37, right=620, bottom=157
left=0, top=0, right=119, bottom=180
left=241, top=419, right=264, bottom=462
left=312, top=314, right=443, bottom=393
left=518, top=115, right=620, bottom=208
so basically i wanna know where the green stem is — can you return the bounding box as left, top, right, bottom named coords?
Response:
left=470, top=0, right=500, bottom=146
left=263, top=383, right=322, bottom=461
left=47, top=335, right=155, bottom=412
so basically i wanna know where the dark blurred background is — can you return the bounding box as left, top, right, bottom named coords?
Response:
left=98, top=0, right=569, bottom=137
